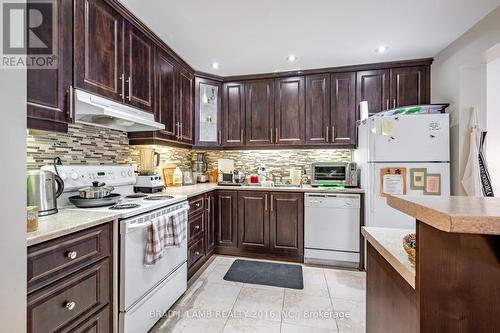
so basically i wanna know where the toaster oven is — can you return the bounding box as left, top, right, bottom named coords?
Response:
left=311, top=162, right=359, bottom=187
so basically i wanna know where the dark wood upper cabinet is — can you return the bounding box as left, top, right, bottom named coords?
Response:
left=269, top=192, right=304, bottom=258
left=238, top=192, right=270, bottom=251
left=245, top=79, right=275, bottom=146
left=195, top=77, right=222, bottom=147
left=222, top=82, right=246, bottom=146
left=179, top=69, right=194, bottom=144
left=305, top=74, right=330, bottom=144
left=123, top=22, right=155, bottom=113
left=356, top=69, right=390, bottom=115
left=74, top=0, right=123, bottom=102
left=331, top=72, right=357, bottom=146
left=155, top=49, right=178, bottom=141
left=216, top=191, right=238, bottom=248
left=274, top=76, right=305, bottom=145
left=27, top=0, right=73, bottom=133
left=390, top=66, right=429, bottom=108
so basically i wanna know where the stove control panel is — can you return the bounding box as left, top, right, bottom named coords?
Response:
left=41, top=164, right=136, bottom=191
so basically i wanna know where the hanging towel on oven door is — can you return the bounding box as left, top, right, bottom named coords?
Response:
left=144, top=209, right=187, bottom=266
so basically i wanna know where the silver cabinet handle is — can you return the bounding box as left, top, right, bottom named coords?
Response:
left=218, top=130, right=221, bottom=145
left=127, top=76, right=132, bottom=102
left=270, top=128, right=273, bottom=143
left=65, top=301, right=76, bottom=311
left=195, top=225, right=200, bottom=230
left=331, top=126, right=335, bottom=142
left=326, top=126, right=329, bottom=143
left=195, top=251, right=200, bottom=256
left=68, top=85, right=74, bottom=120
left=207, top=197, right=210, bottom=213
left=275, top=128, right=279, bottom=143
left=393, top=99, right=396, bottom=108
left=67, top=251, right=77, bottom=260
left=119, top=73, right=125, bottom=100
left=195, top=202, right=200, bottom=208
left=177, top=123, right=181, bottom=140
left=265, top=194, right=268, bottom=211
left=180, top=123, right=183, bottom=140
left=386, top=99, right=389, bottom=110
left=270, top=195, right=274, bottom=211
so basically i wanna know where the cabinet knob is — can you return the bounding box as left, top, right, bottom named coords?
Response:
left=67, top=251, right=78, bottom=260
left=195, top=203, right=200, bottom=208
left=195, top=225, right=200, bottom=230
left=65, top=301, right=76, bottom=311
left=195, top=251, right=200, bottom=256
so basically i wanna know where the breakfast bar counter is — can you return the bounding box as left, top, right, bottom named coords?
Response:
left=365, top=195, right=500, bottom=333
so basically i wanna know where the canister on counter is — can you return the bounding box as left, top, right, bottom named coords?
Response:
left=27, top=206, right=39, bottom=232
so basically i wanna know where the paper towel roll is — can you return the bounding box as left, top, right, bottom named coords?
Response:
left=218, top=159, right=234, bottom=173
left=360, top=101, right=369, bottom=120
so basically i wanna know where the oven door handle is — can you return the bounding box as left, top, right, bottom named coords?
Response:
left=124, top=206, right=189, bottom=233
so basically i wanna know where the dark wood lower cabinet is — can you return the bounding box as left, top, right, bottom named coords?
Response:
left=269, top=192, right=303, bottom=258
left=238, top=191, right=269, bottom=251
left=216, top=190, right=304, bottom=261
left=187, top=191, right=217, bottom=278
left=27, top=223, right=113, bottom=333
left=216, top=191, right=238, bottom=248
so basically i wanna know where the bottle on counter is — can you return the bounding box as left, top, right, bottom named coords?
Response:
left=301, top=169, right=309, bottom=186
left=173, top=167, right=183, bottom=187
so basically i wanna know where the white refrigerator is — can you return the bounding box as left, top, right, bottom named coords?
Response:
left=355, top=114, right=450, bottom=229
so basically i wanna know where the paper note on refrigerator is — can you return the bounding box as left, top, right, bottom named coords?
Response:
left=381, top=120, right=395, bottom=136
left=380, top=167, right=407, bottom=197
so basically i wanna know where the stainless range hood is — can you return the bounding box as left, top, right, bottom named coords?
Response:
left=74, top=89, right=165, bottom=132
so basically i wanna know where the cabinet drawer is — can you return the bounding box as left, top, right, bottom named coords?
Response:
left=188, top=237, right=205, bottom=268
left=66, top=305, right=110, bottom=333
left=27, top=258, right=110, bottom=333
left=189, top=213, right=204, bottom=243
left=27, top=223, right=111, bottom=293
left=188, top=195, right=205, bottom=216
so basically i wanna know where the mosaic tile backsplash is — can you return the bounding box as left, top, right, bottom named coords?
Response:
left=27, top=124, right=352, bottom=179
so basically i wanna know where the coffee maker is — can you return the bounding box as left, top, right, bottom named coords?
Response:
left=192, top=152, right=208, bottom=183
left=135, top=147, right=164, bottom=193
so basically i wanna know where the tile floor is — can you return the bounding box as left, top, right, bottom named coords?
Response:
left=150, top=256, right=366, bottom=333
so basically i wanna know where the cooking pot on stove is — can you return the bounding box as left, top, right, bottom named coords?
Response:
left=79, top=181, right=115, bottom=199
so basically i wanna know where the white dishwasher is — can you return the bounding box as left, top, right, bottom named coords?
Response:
left=304, top=193, right=361, bottom=268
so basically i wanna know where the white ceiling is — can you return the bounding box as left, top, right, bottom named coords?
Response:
left=120, top=0, right=500, bottom=76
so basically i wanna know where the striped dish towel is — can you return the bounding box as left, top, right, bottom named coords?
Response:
left=144, top=209, right=187, bottom=266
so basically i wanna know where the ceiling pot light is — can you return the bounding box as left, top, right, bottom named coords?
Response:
left=287, top=54, right=297, bottom=62
left=376, top=45, right=388, bottom=53
left=211, top=62, right=219, bottom=69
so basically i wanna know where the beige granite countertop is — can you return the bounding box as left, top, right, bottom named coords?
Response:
left=362, top=226, right=416, bottom=288
left=387, top=195, right=500, bottom=235
left=163, top=183, right=364, bottom=198
left=27, top=210, right=120, bottom=246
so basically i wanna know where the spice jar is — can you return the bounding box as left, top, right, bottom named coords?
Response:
left=27, top=206, right=39, bottom=232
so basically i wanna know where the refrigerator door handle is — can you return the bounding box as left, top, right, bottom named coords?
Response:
left=370, top=163, right=376, bottom=213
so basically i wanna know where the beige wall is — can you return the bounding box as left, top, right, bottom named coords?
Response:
left=432, top=5, right=500, bottom=195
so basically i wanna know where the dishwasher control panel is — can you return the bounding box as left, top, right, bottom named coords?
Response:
left=305, top=193, right=360, bottom=209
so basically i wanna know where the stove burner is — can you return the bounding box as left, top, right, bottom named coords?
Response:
left=126, top=193, right=148, bottom=198
left=144, top=195, right=175, bottom=201
left=109, top=203, right=141, bottom=210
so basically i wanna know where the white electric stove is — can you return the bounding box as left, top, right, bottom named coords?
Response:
left=41, top=164, right=189, bottom=333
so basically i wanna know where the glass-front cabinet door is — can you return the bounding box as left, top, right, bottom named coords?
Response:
left=195, top=77, right=222, bottom=147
